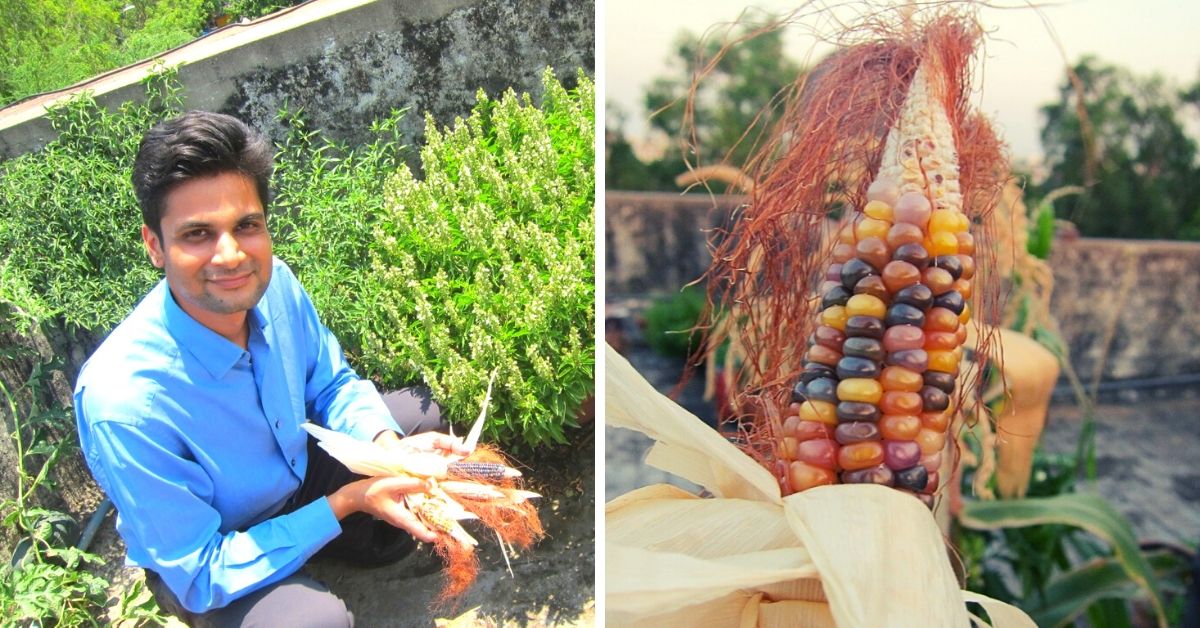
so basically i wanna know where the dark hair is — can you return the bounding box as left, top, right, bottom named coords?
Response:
left=132, top=111, right=273, bottom=235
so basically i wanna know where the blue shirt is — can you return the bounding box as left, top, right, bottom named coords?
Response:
left=74, top=258, right=401, bottom=613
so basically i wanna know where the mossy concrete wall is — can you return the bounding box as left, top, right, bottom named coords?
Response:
left=0, top=0, right=594, bottom=161
left=605, top=191, right=1200, bottom=383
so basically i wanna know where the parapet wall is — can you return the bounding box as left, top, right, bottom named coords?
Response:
left=605, top=191, right=1200, bottom=383
left=0, top=0, right=594, bottom=161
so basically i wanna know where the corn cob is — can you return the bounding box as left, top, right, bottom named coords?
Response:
left=440, top=480, right=541, bottom=503
left=300, top=374, right=542, bottom=605
left=782, top=63, right=973, bottom=506
left=410, top=493, right=479, bottom=547
left=447, top=460, right=522, bottom=481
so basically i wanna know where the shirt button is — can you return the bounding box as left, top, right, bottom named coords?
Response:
left=290, top=458, right=296, bottom=467
left=275, top=420, right=280, bottom=429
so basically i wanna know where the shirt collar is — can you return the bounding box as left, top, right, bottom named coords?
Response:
left=158, top=281, right=271, bottom=379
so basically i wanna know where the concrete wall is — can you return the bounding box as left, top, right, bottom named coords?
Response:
left=0, top=0, right=594, bottom=161
left=605, top=191, right=1200, bottom=383
left=1048, top=239, right=1200, bottom=382
left=606, top=191, right=740, bottom=295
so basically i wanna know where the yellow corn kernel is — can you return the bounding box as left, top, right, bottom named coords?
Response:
left=837, top=378, right=883, bottom=404
left=799, top=400, right=838, bottom=425
left=927, top=350, right=959, bottom=373
left=845, top=294, right=886, bottom=319
left=820, top=306, right=848, bottom=331
left=929, top=231, right=959, bottom=256
left=928, top=209, right=959, bottom=234
left=863, top=200, right=893, bottom=222
left=855, top=217, right=891, bottom=241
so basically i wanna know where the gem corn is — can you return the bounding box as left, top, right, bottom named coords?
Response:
left=774, top=62, right=973, bottom=507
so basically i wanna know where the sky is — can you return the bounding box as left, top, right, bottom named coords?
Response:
left=604, top=0, right=1200, bottom=163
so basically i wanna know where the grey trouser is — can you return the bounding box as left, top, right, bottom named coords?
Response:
left=145, top=387, right=444, bottom=627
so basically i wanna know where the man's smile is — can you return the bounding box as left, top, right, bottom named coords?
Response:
left=208, top=271, right=254, bottom=290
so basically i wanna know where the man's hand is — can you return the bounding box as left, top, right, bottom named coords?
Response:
left=324, top=430, right=471, bottom=542
left=326, top=475, right=439, bottom=543
left=374, top=429, right=471, bottom=457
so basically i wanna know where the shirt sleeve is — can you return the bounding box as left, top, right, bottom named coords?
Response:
left=85, top=417, right=342, bottom=613
left=282, top=263, right=403, bottom=440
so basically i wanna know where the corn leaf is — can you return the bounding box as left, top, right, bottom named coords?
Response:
left=1022, top=551, right=1188, bottom=628
left=959, top=493, right=1167, bottom=627
left=1027, top=202, right=1055, bottom=260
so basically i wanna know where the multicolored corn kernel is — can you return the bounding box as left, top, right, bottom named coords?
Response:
left=842, top=463, right=895, bottom=486
left=788, top=460, right=837, bottom=491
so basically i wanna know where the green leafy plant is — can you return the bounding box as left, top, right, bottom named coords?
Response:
left=109, top=577, right=171, bottom=627
left=267, top=72, right=597, bottom=448
left=0, top=550, right=110, bottom=626
left=268, top=106, right=407, bottom=343
left=0, top=356, right=112, bottom=626
left=0, top=69, right=182, bottom=330
left=958, top=446, right=1192, bottom=627
left=642, top=286, right=706, bottom=358
left=356, top=68, right=595, bottom=447
left=956, top=365, right=1192, bottom=628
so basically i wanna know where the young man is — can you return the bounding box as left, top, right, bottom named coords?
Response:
left=74, top=111, right=464, bottom=626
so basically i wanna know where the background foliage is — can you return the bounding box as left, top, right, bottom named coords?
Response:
left=0, top=0, right=304, bottom=108
left=1033, top=56, right=1200, bottom=240
left=607, top=21, right=802, bottom=193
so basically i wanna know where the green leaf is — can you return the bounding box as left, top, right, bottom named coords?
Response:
left=1027, top=202, right=1056, bottom=259
left=1024, top=550, right=1187, bottom=628
left=960, top=493, right=1167, bottom=627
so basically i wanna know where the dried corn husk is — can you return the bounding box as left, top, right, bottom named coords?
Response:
left=606, top=344, right=1034, bottom=627
left=961, top=325, right=1060, bottom=499
left=301, top=373, right=542, bottom=604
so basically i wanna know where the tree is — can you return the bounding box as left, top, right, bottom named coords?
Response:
left=643, top=19, right=804, bottom=183
left=1036, top=57, right=1200, bottom=240
left=0, top=0, right=299, bottom=108
left=0, top=0, right=120, bottom=104
left=605, top=102, right=680, bottom=191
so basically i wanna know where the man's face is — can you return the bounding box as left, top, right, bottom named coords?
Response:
left=142, top=171, right=272, bottom=334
